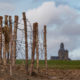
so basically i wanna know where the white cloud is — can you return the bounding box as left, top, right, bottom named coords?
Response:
left=0, top=3, right=15, bottom=15
left=69, top=48, right=80, bottom=60
left=26, top=1, right=80, bottom=60
left=26, top=1, right=78, bottom=26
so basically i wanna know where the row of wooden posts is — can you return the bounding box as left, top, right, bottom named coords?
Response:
left=0, top=12, right=47, bottom=76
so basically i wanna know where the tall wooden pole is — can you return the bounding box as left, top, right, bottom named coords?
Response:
left=30, top=22, right=37, bottom=75
left=5, top=15, right=10, bottom=63
left=0, top=16, right=3, bottom=63
left=43, top=25, right=47, bottom=75
left=3, top=15, right=8, bottom=65
left=13, top=16, right=18, bottom=66
left=9, top=16, right=13, bottom=75
left=36, top=23, right=39, bottom=72
left=23, top=12, right=28, bottom=74
left=9, top=16, right=12, bottom=59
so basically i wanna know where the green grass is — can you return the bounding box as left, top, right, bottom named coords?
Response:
left=47, top=60, right=80, bottom=69
left=16, top=60, right=80, bottom=69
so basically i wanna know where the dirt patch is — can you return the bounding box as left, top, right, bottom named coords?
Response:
left=0, top=64, right=80, bottom=80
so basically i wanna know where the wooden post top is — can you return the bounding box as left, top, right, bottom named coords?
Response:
left=0, top=16, right=3, bottom=25
left=33, top=22, right=38, bottom=29
left=44, top=25, right=46, bottom=28
left=0, top=16, right=3, bottom=20
left=14, top=16, right=18, bottom=22
left=5, top=15, right=8, bottom=26
left=9, top=16, right=11, bottom=23
left=22, top=12, right=26, bottom=20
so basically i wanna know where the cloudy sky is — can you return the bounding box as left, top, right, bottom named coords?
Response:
left=0, top=0, right=80, bottom=60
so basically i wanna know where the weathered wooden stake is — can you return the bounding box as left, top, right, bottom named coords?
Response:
left=43, top=25, right=48, bottom=75
left=3, top=38, right=6, bottom=65
left=5, top=15, right=9, bottom=63
left=0, top=16, right=3, bottom=63
left=23, top=12, right=28, bottom=74
left=30, top=22, right=37, bottom=75
left=9, top=16, right=13, bottom=75
left=13, top=16, right=18, bottom=66
left=3, top=15, right=8, bottom=65
left=36, top=23, right=39, bottom=72
left=5, top=15, right=8, bottom=26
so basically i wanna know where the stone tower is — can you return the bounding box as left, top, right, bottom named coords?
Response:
left=58, top=43, right=69, bottom=60
left=64, top=50, right=68, bottom=60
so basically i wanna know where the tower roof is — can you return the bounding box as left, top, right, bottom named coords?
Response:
left=60, top=42, right=64, bottom=49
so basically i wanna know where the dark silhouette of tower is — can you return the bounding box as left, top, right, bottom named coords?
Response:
left=50, top=42, right=70, bottom=60
left=58, top=43, right=69, bottom=60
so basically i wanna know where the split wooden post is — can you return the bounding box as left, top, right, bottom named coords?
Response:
left=13, top=16, right=18, bottom=66
left=30, top=22, right=37, bottom=75
left=9, top=16, right=13, bottom=76
left=0, top=16, right=3, bottom=62
left=36, top=23, right=39, bottom=72
left=43, top=25, right=48, bottom=75
left=23, top=12, right=28, bottom=74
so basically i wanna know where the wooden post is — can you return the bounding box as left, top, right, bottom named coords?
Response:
left=5, top=15, right=8, bottom=26
left=23, top=12, right=28, bottom=74
left=9, top=16, right=12, bottom=55
left=5, top=15, right=9, bottom=62
left=0, top=16, right=3, bottom=62
left=30, top=22, right=37, bottom=75
left=13, top=16, right=18, bottom=66
left=36, top=23, right=39, bottom=72
left=9, top=16, right=13, bottom=75
left=3, top=38, right=6, bottom=65
left=43, top=25, right=47, bottom=75
left=9, top=16, right=12, bottom=36
left=3, top=15, right=8, bottom=65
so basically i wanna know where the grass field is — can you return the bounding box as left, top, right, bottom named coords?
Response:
left=16, top=60, right=80, bottom=69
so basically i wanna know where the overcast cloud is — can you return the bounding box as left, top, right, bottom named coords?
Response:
left=0, top=2, right=16, bottom=16
left=26, top=1, right=80, bottom=60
